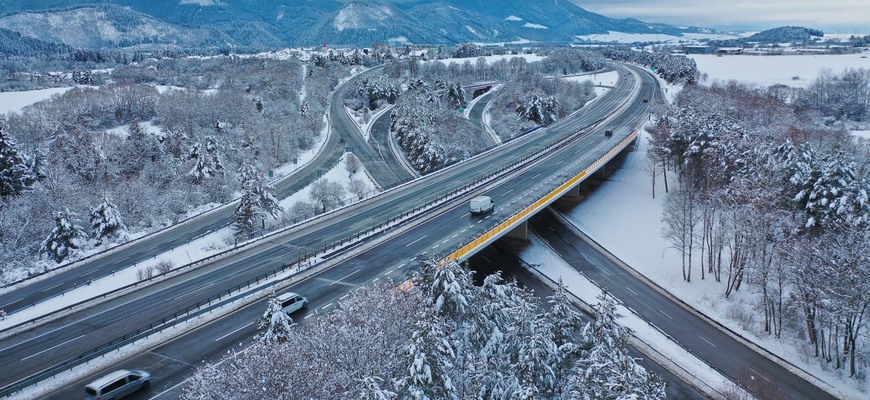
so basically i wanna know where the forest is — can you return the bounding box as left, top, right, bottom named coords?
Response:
left=650, top=71, right=870, bottom=379
left=181, top=260, right=665, bottom=400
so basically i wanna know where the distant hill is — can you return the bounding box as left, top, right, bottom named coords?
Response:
left=0, top=4, right=230, bottom=49
left=0, top=0, right=712, bottom=48
left=709, top=26, right=824, bottom=47
left=745, top=26, right=824, bottom=42
left=0, top=27, right=73, bottom=57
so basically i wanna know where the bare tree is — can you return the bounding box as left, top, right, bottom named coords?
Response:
left=347, top=177, right=368, bottom=200
left=309, top=178, right=345, bottom=213
left=344, top=152, right=361, bottom=175
left=662, top=189, right=699, bottom=282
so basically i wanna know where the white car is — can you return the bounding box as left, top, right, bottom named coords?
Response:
left=469, top=196, right=494, bottom=215
left=277, top=292, right=308, bottom=314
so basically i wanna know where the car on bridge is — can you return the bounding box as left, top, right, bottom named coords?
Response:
left=470, top=196, right=494, bottom=215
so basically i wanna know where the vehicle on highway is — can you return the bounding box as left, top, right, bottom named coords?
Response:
left=277, top=292, right=308, bottom=314
left=84, top=369, right=150, bottom=400
left=604, top=128, right=614, bottom=137
left=642, top=98, right=649, bottom=103
left=470, top=195, right=494, bottom=215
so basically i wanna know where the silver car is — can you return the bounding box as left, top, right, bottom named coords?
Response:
left=84, top=369, right=151, bottom=400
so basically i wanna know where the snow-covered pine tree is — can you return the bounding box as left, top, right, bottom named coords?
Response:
left=90, top=194, right=125, bottom=245
left=401, top=310, right=457, bottom=400
left=510, top=290, right=557, bottom=399
left=187, top=137, right=224, bottom=183
left=0, top=124, right=38, bottom=197
left=205, top=137, right=224, bottom=176
left=446, top=82, right=466, bottom=110
left=516, top=94, right=559, bottom=126
left=546, top=278, right=586, bottom=396
left=187, top=143, right=211, bottom=183
left=571, top=291, right=665, bottom=400
left=258, top=294, right=295, bottom=343
left=233, top=163, right=281, bottom=239
left=41, top=207, right=87, bottom=263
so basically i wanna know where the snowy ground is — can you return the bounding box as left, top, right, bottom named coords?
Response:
left=576, top=31, right=739, bottom=44
left=563, top=70, right=618, bottom=88
left=345, top=105, right=391, bottom=141
left=0, top=87, right=73, bottom=115
left=690, top=53, right=870, bottom=89
left=557, top=129, right=864, bottom=399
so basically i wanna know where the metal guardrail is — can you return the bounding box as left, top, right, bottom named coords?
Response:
left=0, top=114, right=610, bottom=398
left=1, top=66, right=641, bottom=397
left=519, top=249, right=729, bottom=399
left=444, top=129, right=638, bottom=261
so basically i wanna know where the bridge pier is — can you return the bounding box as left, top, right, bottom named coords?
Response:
left=505, top=220, right=529, bottom=240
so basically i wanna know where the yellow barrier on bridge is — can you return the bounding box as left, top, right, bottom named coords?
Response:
left=446, top=130, right=639, bottom=262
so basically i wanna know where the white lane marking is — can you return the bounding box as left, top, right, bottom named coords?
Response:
left=42, top=282, right=64, bottom=292
left=433, top=244, right=440, bottom=249
left=214, top=323, right=252, bottom=342
left=322, top=303, right=333, bottom=309
left=452, top=234, right=458, bottom=238
left=504, top=188, right=515, bottom=194
left=174, top=281, right=216, bottom=301
left=748, top=368, right=771, bottom=381
left=371, top=278, right=380, bottom=284
left=625, top=287, right=639, bottom=296
left=3, top=294, right=144, bottom=352
left=442, top=239, right=449, bottom=244
left=328, top=269, right=360, bottom=286
left=657, top=309, right=674, bottom=320
left=340, top=294, right=350, bottom=300
left=699, top=335, right=718, bottom=348
left=22, top=334, right=84, bottom=361
left=383, top=269, right=395, bottom=276
left=461, top=228, right=468, bottom=233
left=406, top=235, right=427, bottom=247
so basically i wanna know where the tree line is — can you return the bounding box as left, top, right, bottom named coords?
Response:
left=182, top=260, right=665, bottom=399
left=0, top=54, right=360, bottom=283
left=650, top=80, right=869, bottom=378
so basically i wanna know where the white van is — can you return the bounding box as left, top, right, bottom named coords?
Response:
left=277, top=292, right=308, bottom=314
left=85, top=369, right=150, bottom=400
left=469, top=196, right=494, bottom=215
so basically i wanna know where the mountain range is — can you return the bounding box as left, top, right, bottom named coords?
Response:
left=0, top=0, right=710, bottom=49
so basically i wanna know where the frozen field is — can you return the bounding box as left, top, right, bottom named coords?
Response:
left=691, top=52, right=870, bottom=88
left=0, top=87, right=72, bottom=115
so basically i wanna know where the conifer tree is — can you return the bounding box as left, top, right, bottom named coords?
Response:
left=41, top=208, right=86, bottom=263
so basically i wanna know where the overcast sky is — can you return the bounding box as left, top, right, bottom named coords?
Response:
left=573, top=0, right=870, bottom=33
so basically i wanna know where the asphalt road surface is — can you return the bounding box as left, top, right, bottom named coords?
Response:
left=6, top=63, right=654, bottom=395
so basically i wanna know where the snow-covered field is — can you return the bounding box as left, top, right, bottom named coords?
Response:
left=576, top=31, right=738, bottom=44
left=556, top=130, right=864, bottom=399
left=563, top=70, right=619, bottom=88
left=691, top=53, right=870, bottom=88
left=0, top=87, right=73, bottom=115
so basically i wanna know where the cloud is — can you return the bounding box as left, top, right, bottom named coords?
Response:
left=573, top=0, right=870, bottom=30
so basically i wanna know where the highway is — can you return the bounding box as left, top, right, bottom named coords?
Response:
left=519, top=207, right=837, bottom=400
left=467, top=245, right=707, bottom=400
left=0, top=66, right=388, bottom=318
left=1, top=63, right=650, bottom=396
